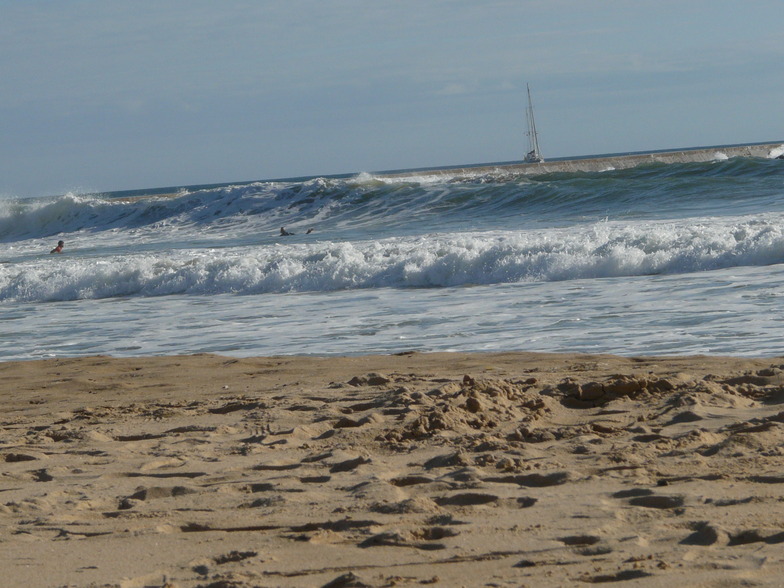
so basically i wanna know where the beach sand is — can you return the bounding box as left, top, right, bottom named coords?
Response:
left=2, top=351, right=784, bottom=587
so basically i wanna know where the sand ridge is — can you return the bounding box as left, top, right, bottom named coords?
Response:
left=2, top=352, right=784, bottom=587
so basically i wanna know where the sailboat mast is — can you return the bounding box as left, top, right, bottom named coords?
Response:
left=527, top=84, right=538, bottom=153
left=524, top=84, right=543, bottom=163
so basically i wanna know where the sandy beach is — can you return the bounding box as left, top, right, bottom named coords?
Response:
left=2, top=351, right=784, bottom=587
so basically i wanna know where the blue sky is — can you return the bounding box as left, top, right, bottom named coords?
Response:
left=1, top=0, right=782, bottom=197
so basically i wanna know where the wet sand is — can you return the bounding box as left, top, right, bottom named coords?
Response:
left=2, top=352, right=784, bottom=587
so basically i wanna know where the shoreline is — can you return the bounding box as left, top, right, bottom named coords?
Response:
left=3, top=350, right=784, bottom=586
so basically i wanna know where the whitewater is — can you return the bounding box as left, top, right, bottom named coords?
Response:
left=2, top=151, right=784, bottom=360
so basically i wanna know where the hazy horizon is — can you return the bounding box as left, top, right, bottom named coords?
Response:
left=2, top=1, right=782, bottom=197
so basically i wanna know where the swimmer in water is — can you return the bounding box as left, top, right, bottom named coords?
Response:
left=280, top=227, right=314, bottom=236
left=50, top=240, right=64, bottom=254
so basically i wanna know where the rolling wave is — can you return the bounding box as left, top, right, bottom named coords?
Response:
left=3, top=215, right=783, bottom=302
left=1, top=158, right=783, bottom=244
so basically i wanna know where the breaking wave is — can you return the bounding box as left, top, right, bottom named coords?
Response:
left=3, top=214, right=783, bottom=302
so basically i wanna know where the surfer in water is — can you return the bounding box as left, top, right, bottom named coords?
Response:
left=280, top=227, right=313, bottom=236
left=50, top=240, right=64, bottom=254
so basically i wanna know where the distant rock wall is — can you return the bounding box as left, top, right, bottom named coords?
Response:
left=383, top=142, right=784, bottom=179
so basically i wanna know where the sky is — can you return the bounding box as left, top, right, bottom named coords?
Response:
left=1, top=0, right=782, bottom=197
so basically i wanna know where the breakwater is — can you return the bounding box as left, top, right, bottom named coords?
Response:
left=380, top=141, right=784, bottom=179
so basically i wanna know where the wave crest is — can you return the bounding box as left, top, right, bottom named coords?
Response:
left=2, top=216, right=783, bottom=302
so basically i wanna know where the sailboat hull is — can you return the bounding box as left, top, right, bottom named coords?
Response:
left=524, top=150, right=543, bottom=164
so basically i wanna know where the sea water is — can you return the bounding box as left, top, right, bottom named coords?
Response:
left=2, top=151, right=784, bottom=361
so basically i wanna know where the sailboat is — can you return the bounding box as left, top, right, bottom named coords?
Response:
left=524, top=84, right=544, bottom=163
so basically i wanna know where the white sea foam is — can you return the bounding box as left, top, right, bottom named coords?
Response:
left=769, top=145, right=784, bottom=159
left=3, top=215, right=783, bottom=303
left=5, top=262, right=783, bottom=361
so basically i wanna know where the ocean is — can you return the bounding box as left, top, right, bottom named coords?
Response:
left=2, top=149, right=784, bottom=361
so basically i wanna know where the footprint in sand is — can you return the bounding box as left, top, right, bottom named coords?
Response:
left=483, top=470, right=575, bottom=487
left=681, top=522, right=730, bottom=546
left=299, top=475, right=331, bottom=484
left=329, top=456, right=371, bottom=473
left=559, top=534, right=613, bottom=556
left=31, top=468, right=54, bottom=482
left=213, top=550, right=258, bottom=564
left=728, top=529, right=784, bottom=546
left=359, top=526, right=459, bottom=550
left=118, top=485, right=196, bottom=509
left=208, top=400, right=264, bottom=414
left=322, top=571, right=370, bottom=588
left=371, top=496, right=440, bottom=514
left=139, top=457, right=187, bottom=471
left=435, top=492, right=499, bottom=506
left=388, top=475, right=435, bottom=487
left=2, top=452, right=40, bottom=462
left=615, top=492, right=685, bottom=510
left=581, top=569, right=653, bottom=583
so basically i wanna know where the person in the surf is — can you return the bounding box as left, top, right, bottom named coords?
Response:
left=280, top=227, right=313, bottom=236
left=50, top=240, right=64, bottom=254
